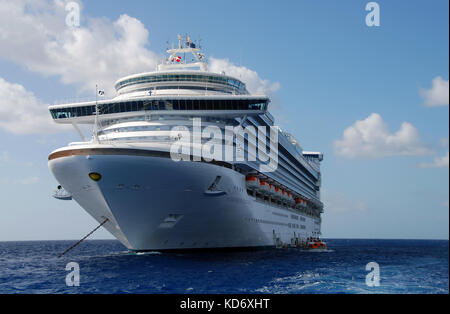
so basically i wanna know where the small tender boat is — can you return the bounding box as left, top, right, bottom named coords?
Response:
left=307, top=239, right=327, bottom=250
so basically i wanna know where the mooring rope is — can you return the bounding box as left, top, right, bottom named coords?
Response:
left=58, top=218, right=109, bottom=258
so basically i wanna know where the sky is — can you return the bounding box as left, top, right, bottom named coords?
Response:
left=0, top=0, right=448, bottom=241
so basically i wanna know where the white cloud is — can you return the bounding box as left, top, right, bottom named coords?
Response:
left=0, top=0, right=279, bottom=98
left=0, top=0, right=280, bottom=135
left=209, top=57, right=280, bottom=96
left=14, top=176, right=40, bottom=185
left=419, top=137, right=449, bottom=168
left=208, top=57, right=282, bottom=120
left=0, top=151, right=9, bottom=163
left=0, top=0, right=160, bottom=95
left=334, top=113, right=433, bottom=159
left=420, top=76, right=449, bottom=107
left=0, top=77, right=68, bottom=134
left=0, top=176, right=40, bottom=185
left=322, top=189, right=368, bottom=213
left=419, top=151, right=449, bottom=168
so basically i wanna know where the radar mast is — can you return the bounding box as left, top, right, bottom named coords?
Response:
left=158, top=34, right=207, bottom=71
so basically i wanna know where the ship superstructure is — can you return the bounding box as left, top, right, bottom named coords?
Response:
left=48, top=35, right=324, bottom=251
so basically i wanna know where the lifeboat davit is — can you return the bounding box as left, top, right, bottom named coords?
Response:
left=295, top=197, right=307, bottom=207
left=268, top=184, right=276, bottom=196
left=259, top=180, right=270, bottom=193
left=281, top=190, right=290, bottom=201
left=245, top=176, right=259, bottom=189
left=274, top=186, right=282, bottom=199
left=286, top=192, right=294, bottom=203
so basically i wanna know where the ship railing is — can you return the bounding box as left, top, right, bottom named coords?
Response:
left=52, top=187, right=72, bottom=200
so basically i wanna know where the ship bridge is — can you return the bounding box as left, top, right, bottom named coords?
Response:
left=115, top=71, right=248, bottom=97
left=49, top=95, right=269, bottom=124
left=114, top=34, right=248, bottom=97
left=49, top=34, right=262, bottom=124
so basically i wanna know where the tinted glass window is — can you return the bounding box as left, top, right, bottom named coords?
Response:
left=51, top=99, right=267, bottom=119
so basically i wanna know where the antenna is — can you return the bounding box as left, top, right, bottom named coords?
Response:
left=177, top=34, right=182, bottom=49
left=160, top=34, right=208, bottom=70
left=94, top=84, right=99, bottom=143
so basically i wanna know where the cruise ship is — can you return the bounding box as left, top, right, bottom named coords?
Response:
left=48, top=35, right=324, bottom=251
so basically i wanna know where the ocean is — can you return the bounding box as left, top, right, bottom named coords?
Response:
left=0, top=239, right=447, bottom=294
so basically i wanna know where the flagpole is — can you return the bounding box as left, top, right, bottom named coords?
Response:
left=94, top=84, right=99, bottom=143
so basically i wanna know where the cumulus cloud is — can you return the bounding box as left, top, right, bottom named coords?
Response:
left=419, top=137, right=448, bottom=168
left=208, top=57, right=282, bottom=118
left=0, top=0, right=279, bottom=97
left=420, top=76, right=449, bottom=107
left=0, top=0, right=280, bottom=134
left=15, top=176, right=40, bottom=185
left=322, top=189, right=368, bottom=213
left=334, top=113, right=433, bottom=159
left=0, top=151, right=9, bottom=163
left=419, top=137, right=449, bottom=168
left=209, top=57, right=280, bottom=95
left=0, top=77, right=68, bottom=134
left=0, top=176, right=40, bottom=185
left=419, top=151, right=449, bottom=168
left=0, top=0, right=160, bottom=95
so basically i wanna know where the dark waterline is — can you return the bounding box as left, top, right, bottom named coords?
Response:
left=0, top=239, right=448, bottom=294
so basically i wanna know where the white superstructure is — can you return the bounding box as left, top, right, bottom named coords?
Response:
left=48, top=35, right=324, bottom=251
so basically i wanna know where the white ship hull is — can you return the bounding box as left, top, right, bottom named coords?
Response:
left=49, top=147, right=321, bottom=251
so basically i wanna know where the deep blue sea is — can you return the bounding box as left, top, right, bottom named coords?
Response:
left=0, top=239, right=448, bottom=294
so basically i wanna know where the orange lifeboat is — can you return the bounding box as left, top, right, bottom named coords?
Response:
left=295, top=197, right=305, bottom=207
left=286, top=192, right=294, bottom=203
left=268, top=184, right=276, bottom=196
left=245, top=176, right=259, bottom=189
left=274, top=186, right=282, bottom=199
left=281, top=189, right=288, bottom=201
left=259, top=180, right=270, bottom=193
left=298, top=198, right=306, bottom=207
